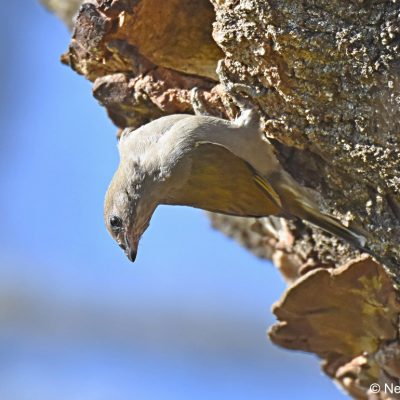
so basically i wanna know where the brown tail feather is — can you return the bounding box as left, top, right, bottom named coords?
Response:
left=301, top=204, right=367, bottom=250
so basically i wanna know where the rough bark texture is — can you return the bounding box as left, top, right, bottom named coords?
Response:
left=44, top=0, right=400, bottom=398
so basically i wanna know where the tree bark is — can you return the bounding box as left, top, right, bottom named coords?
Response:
left=43, top=1, right=400, bottom=398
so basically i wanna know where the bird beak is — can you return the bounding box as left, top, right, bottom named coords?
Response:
left=127, top=248, right=137, bottom=263
left=124, top=233, right=138, bottom=263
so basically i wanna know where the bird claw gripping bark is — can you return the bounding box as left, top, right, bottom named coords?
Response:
left=216, top=59, right=268, bottom=110
left=190, top=87, right=212, bottom=116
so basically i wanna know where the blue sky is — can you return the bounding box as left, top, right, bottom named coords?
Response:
left=0, top=2, right=347, bottom=399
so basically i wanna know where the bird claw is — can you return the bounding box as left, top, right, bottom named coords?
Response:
left=233, top=108, right=261, bottom=130
left=216, top=59, right=268, bottom=110
left=190, top=87, right=212, bottom=116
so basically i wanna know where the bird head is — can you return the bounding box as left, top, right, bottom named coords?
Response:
left=104, top=164, right=157, bottom=263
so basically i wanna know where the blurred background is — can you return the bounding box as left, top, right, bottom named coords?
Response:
left=0, top=1, right=347, bottom=399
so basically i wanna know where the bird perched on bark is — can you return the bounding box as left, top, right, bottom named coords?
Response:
left=104, top=109, right=367, bottom=262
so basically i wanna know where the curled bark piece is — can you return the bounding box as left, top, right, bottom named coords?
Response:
left=270, top=256, right=400, bottom=399
left=60, top=0, right=223, bottom=127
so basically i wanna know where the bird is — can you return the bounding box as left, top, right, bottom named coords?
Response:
left=104, top=109, right=367, bottom=262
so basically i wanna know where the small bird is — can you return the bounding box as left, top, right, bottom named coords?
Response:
left=104, top=109, right=367, bottom=262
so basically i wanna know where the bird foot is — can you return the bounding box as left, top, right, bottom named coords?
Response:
left=216, top=59, right=268, bottom=110
left=233, top=108, right=261, bottom=130
left=190, top=87, right=212, bottom=116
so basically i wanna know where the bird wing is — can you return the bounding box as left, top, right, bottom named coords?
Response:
left=253, top=174, right=283, bottom=209
left=164, top=142, right=283, bottom=217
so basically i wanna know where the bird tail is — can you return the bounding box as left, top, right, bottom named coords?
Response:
left=254, top=171, right=370, bottom=252
left=299, top=203, right=368, bottom=251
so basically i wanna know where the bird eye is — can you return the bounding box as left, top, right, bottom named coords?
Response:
left=109, top=216, right=123, bottom=232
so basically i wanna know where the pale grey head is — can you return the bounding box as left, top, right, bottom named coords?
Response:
left=104, top=139, right=165, bottom=262
left=103, top=115, right=191, bottom=262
